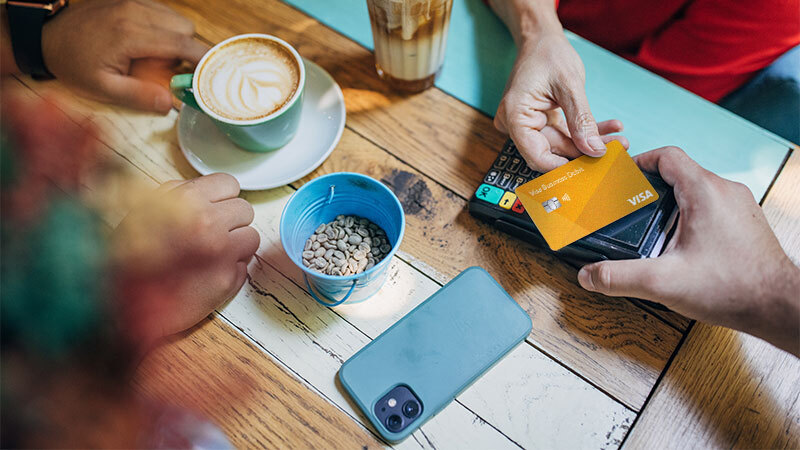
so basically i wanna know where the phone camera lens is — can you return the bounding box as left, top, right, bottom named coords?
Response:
left=386, top=414, right=403, bottom=432
left=402, top=400, right=420, bottom=418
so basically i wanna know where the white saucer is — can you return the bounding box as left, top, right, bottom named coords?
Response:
left=178, top=59, right=345, bottom=191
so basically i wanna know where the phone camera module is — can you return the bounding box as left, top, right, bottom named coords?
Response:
left=386, top=414, right=403, bottom=432
left=374, top=385, right=423, bottom=434
left=402, top=400, right=420, bottom=418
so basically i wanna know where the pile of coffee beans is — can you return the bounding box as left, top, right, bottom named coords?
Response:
left=302, top=215, right=392, bottom=276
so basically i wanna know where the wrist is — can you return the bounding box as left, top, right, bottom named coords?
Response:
left=518, top=0, right=563, bottom=42
left=490, top=0, right=562, bottom=46
left=4, top=0, right=67, bottom=79
left=749, top=260, right=800, bottom=356
left=40, top=18, right=60, bottom=77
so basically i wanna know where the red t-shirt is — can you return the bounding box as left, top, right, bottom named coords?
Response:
left=556, top=0, right=800, bottom=101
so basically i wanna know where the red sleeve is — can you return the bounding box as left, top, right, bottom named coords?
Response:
left=628, top=0, right=800, bottom=101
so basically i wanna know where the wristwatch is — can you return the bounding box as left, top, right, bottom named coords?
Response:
left=5, top=0, right=68, bottom=79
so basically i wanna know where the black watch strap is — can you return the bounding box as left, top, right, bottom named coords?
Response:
left=6, top=3, right=56, bottom=79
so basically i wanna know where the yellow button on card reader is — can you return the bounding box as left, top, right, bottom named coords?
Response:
left=499, top=192, right=516, bottom=210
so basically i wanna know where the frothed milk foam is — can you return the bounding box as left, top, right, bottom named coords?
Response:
left=198, top=38, right=299, bottom=121
left=367, top=0, right=451, bottom=91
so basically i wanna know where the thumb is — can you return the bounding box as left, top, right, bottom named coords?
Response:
left=577, top=257, right=671, bottom=301
left=556, top=83, right=606, bottom=156
left=98, top=73, right=173, bottom=114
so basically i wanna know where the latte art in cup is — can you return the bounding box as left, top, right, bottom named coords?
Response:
left=198, top=37, right=300, bottom=121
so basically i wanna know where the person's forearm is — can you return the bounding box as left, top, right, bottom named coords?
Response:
left=1, top=9, right=21, bottom=74
left=487, top=0, right=563, bottom=46
left=747, top=262, right=800, bottom=356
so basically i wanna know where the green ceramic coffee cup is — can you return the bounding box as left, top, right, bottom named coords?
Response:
left=170, top=33, right=305, bottom=152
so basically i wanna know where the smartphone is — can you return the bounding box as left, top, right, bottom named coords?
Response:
left=338, top=266, right=532, bottom=443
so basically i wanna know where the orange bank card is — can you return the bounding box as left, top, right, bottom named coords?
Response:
left=514, top=140, right=658, bottom=251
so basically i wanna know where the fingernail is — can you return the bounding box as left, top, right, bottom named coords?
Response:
left=588, top=135, right=606, bottom=154
left=577, top=267, right=594, bottom=290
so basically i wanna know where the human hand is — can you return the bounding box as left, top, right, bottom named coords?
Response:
left=577, top=146, right=800, bottom=355
left=41, top=0, right=208, bottom=113
left=495, top=32, right=628, bottom=172
left=113, top=173, right=259, bottom=346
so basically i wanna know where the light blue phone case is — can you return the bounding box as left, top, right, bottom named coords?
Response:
left=338, top=266, right=533, bottom=443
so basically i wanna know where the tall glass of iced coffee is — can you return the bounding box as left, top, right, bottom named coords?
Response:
left=366, top=0, right=453, bottom=93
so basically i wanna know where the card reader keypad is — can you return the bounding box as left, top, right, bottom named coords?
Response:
left=474, top=141, right=542, bottom=213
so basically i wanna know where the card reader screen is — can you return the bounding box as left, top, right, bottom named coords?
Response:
left=595, top=202, right=657, bottom=247
left=593, top=173, right=669, bottom=248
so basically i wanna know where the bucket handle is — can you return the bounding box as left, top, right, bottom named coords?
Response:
left=303, top=273, right=357, bottom=307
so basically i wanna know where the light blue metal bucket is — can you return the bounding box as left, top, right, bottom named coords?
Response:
left=280, top=173, right=405, bottom=307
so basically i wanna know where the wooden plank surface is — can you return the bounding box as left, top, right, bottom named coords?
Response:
left=762, top=150, right=800, bottom=266
left=11, top=76, right=639, bottom=448
left=134, top=316, right=383, bottom=449
left=624, top=323, right=800, bottom=449
left=623, top=150, right=800, bottom=449
left=159, top=0, right=685, bottom=412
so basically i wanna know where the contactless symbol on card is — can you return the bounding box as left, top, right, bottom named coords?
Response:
left=515, top=140, right=659, bottom=251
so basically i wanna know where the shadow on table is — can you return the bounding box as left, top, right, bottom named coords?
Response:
left=303, top=49, right=415, bottom=118
left=635, top=325, right=800, bottom=448
left=240, top=242, right=332, bottom=333
left=452, top=203, right=674, bottom=377
left=332, top=373, right=384, bottom=441
left=134, top=316, right=260, bottom=433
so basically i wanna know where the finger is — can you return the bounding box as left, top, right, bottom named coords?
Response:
left=578, top=257, right=672, bottom=300
left=494, top=103, right=508, bottom=134
left=127, top=30, right=209, bottom=65
left=130, top=58, right=181, bottom=85
left=179, top=173, right=241, bottom=202
left=227, top=261, right=249, bottom=299
left=544, top=117, right=628, bottom=156
left=157, top=180, right=187, bottom=193
left=511, top=125, right=569, bottom=172
left=214, top=197, right=255, bottom=231
left=506, top=107, right=569, bottom=171
left=596, top=119, right=624, bottom=135
left=229, top=226, right=261, bottom=262
left=545, top=108, right=566, bottom=129
left=217, top=261, right=249, bottom=306
left=633, top=146, right=705, bottom=188
left=602, top=134, right=629, bottom=149
left=550, top=116, right=624, bottom=140
left=98, top=73, right=172, bottom=113
left=555, top=83, right=606, bottom=156
left=541, top=130, right=629, bottom=161
left=540, top=125, right=583, bottom=160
